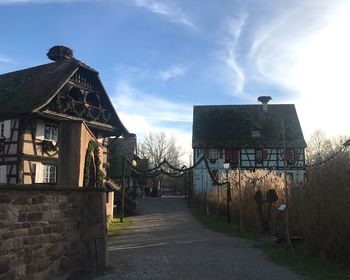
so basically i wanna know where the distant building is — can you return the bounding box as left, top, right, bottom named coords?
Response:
left=192, top=97, right=306, bottom=192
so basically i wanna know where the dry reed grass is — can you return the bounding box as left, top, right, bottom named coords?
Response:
left=195, top=153, right=350, bottom=265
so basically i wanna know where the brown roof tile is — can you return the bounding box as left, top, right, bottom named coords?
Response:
left=192, top=104, right=306, bottom=148
left=0, top=59, right=80, bottom=118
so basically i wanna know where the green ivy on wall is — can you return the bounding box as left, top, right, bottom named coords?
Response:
left=83, top=140, right=105, bottom=187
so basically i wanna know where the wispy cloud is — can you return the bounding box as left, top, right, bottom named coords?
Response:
left=112, top=80, right=193, bottom=161
left=158, top=65, right=187, bottom=81
left=0, top=0, right=89, bottom=4
left=215, top=14, right=247, bottom=95
left=245, top=0, right=350, bottom=137
left=115, top=63, right=189, bottom=83
left=131, top=0, right=196, bottom=29
left=113, top=81, right=192, bottom=123
left=0, top=55, right=14, bottom=65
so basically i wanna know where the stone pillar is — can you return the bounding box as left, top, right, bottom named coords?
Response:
left=81, top=190, right=107, bottom=271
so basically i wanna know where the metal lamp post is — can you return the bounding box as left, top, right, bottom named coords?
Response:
left=223, top=162, right=231, bottom=224
left=120, top=156, right=126, bottom=223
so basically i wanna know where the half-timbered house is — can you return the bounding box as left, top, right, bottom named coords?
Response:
left=192, top=97, right=306, bottom=191
left=0, top=46, right=130, bottom=188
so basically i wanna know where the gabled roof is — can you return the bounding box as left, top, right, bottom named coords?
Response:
left=0, top=57, right=128, bottom=135
left=192, top=104, right=306, bottom=148
left=0, top=59, right=79, bottom=117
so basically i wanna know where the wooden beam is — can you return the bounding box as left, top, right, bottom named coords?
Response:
left=22, top=154, right=58, bottom=165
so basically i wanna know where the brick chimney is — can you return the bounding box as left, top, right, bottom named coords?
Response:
left=258, top=96, right=272, bottom=112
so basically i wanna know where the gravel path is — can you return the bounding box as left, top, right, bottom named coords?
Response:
left=97, top=197, right=305, bottom=280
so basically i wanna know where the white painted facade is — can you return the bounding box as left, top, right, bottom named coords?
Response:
left=192, top=147, right=306, bottom=193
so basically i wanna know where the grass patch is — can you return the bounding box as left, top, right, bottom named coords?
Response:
left=257, top=243, right=350, bottom=280
left=191, top=207, right=260, bottom=240
left=191, top=206, right=350, bottom=280
left=107, top=217, right=133, bottom=237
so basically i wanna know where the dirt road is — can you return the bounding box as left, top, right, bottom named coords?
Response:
left=97, top=197, right=305, bottom=280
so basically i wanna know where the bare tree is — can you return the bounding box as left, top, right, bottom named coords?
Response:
left=138, top=132, right=183, bottom=167
left=306, top=130, right=349, bottom=164
left=138, top=132, right=183, bottom=192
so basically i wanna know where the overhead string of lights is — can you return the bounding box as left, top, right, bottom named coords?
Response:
left=305, top=141, right=350, bottom=169
left=123, top=138, right=350, bottom=183
left=241, top=151, right=286, bottom=182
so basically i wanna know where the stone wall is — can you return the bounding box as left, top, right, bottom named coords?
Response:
left=0, top=185, right=107, bottom=280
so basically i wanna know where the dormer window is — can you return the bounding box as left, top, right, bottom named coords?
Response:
left=251, top=129, right=261, bottom=138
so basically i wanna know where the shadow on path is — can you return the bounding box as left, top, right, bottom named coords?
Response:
left=97, top=197, right=305, bottom=280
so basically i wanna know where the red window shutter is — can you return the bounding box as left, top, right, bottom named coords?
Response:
left=232, top=149, right=239, bottom=161
left=204, top=148, right=209, bottom=159
left=294, top=149, right=300, bottom=161
left=263, top=150, right=268, bottom=160
left=225, top=149, right=231, bottom=160
left=256, top=149, right=263, bottom=163
left=285, top=148, right=295, bottom=164
left=218, top=149, right=223, bottom=159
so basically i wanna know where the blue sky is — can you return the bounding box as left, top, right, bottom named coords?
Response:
left=1, top=0, right=350, bottom=160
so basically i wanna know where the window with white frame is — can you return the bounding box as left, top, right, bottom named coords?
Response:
left=44, top=124, right=58, bottom=142
left=35, top=163, right=57, bottom=183
left=43, top=165, right=57, bottom=183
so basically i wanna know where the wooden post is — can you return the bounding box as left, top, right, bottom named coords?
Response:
left=283, top=120, right=294, bottom=251
left=226, top=169, right=230, bottom=224
left=184, top=170, right=188, bottom=199
left=205, top=173, right=209, bottom=215
left=188, top=170, right=191, bottom=208
left=238, top=152, right=244, bottom=232
left=120, top=156, right=125, bottom=223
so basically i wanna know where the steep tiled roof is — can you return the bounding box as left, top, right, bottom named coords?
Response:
left=0, top=59, right=79, bottom=118
left=192, top=104, right=306, bottom=148
left=0, top=57, right=129, bottom=135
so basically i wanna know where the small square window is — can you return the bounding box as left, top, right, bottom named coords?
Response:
left=251, top=129, right=261, bottom=138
